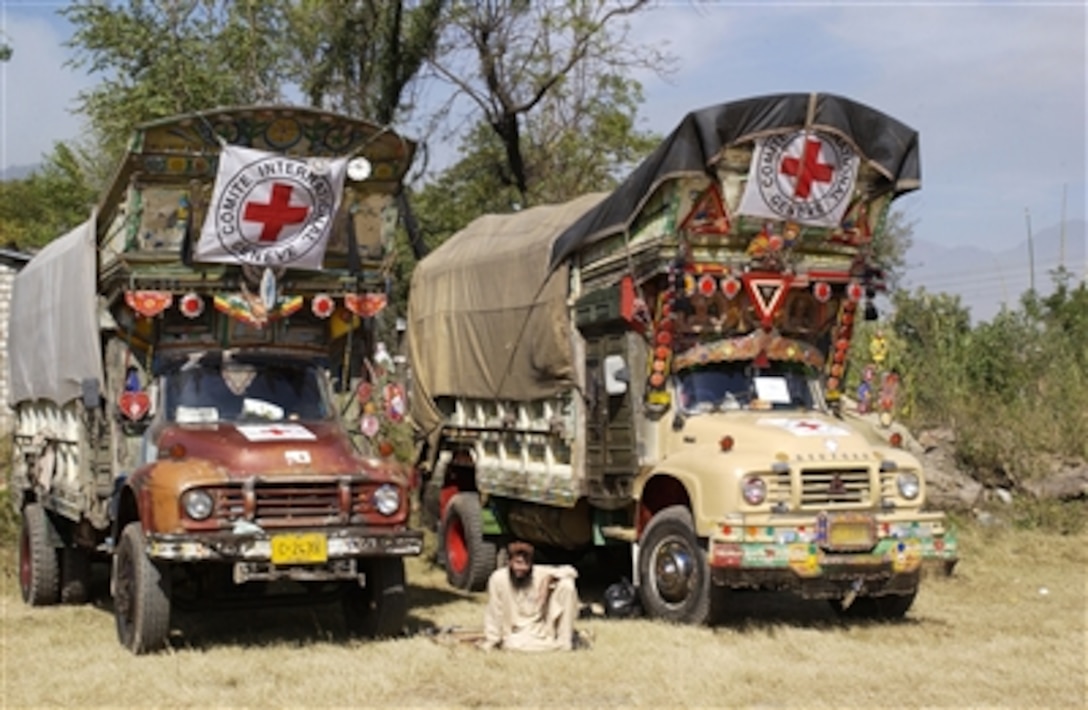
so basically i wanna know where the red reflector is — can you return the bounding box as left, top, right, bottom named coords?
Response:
left=719, top=435, right=734, bottom=452
left=168, top=444, right=186, bottom=459
left=889, top=432, right=903, bottom=448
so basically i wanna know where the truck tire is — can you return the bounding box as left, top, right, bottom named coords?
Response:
left=829, top=590, right=917, bottom=620
left=637, top=505, right=711, bottom=624
left=343, top=558, right=408, bottom=638
left=18, top=503, right=60, bottom=606
left=441, top=492, right=497, bottom=592
left=114, top=522, right=171, bottom=654
left=60, top=547, right=92, bottom=605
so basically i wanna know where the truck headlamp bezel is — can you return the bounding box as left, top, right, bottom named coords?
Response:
left=897, top=472, right=921, bottom=500
left=741, top=476, right=767, bottom=506
left=373, top=484, right=401, bottom=516
left=182, top=489, right=214, bottom=521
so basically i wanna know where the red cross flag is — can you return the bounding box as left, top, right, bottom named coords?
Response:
left=737, top=131, right=860, bottom=227
left=195, top=145, right=348, bottom=270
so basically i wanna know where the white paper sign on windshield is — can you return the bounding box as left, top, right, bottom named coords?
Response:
left=754, top=376, right=791, bottom=404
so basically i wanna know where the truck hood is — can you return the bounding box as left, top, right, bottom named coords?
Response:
left=674, top=410, right=882, bottom=462
left=154, top=420, right=403, bottom=482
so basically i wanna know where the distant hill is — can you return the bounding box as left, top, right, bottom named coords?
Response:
left=903, top=219, right=1087, bottom=322
left=1, top=163, right=38, bottom=181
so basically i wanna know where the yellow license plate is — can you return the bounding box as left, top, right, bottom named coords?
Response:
left=827, top=517, right=875, bottom=549
left=270, top=533, right=328, bottom=565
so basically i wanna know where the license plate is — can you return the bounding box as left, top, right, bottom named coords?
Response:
left=827, top=516, right=875, bottom=550
left=270, top=533, right=328, bottom=565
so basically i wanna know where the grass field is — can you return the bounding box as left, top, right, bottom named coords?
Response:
left=1, top=524, right=1085, bottom=709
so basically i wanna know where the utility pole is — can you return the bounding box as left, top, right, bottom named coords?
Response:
left=1025, top=207, right=1035, bottom=292
left=1059, top=183, right=1067, bottom=270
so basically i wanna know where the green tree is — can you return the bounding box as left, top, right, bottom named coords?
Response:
left=426, top=0, right=670, bottom=205
left=288, top=0, right=446, bottom=125
left=63, top=0, right=289, bottom=160
left=0, top=143, right=98, bottom=250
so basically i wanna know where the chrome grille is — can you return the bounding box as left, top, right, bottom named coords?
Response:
left=209, top=480, right=374, bottom=527
left=799, top=467, right=873, bottom=508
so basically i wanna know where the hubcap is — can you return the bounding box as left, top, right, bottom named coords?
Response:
left=651, top=536, right=695, bottom=605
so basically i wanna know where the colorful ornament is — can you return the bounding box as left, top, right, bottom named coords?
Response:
left=312, top=294, right=335, bottom=319
left=179, top=293, right=205, bottom=319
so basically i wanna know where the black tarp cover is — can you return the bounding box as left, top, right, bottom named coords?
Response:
left=549, top=92, right=920, bottom=270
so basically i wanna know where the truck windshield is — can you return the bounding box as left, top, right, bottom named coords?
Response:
left=677, top=362, right=818, bottom=414
left=162, top=358, right=331, bottom=424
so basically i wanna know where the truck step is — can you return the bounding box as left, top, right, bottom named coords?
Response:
left=600, top=525, right=637, bottom=542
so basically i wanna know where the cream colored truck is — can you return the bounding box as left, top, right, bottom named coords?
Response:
left=410, top=93, right=957, bottom=622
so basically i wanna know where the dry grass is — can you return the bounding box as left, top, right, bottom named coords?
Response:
left=1, top=525, right=1085, bottom=709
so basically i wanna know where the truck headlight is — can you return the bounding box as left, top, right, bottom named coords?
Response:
left=742, top=476, right=767, bottom=506
left=182, top=489, right=214, bottom=520
left=373, top=484, right=400, bottom=516
left=897, top=472, right=921, bottom=500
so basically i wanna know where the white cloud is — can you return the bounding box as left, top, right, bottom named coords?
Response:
left=0, top=3, right=94, bottom=170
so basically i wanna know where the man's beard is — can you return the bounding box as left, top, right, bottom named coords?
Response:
left=509, top=567, right=533, bottom=590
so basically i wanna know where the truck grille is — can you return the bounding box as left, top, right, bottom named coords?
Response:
left=210, top=479, right=376, bottom=528
left=799, top=468, right=873, bottom=508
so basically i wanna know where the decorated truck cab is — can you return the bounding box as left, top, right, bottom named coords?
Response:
left=411, top=93, right=957, bottom=623
left=10, top=107, right=422, bottom=653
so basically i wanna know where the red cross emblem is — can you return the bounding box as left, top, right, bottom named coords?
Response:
left=244, top=183, right=310, bottom=242
left=780, top=138, right=834, bottom=199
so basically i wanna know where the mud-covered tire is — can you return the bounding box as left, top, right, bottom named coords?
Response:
left=18, top=503, right=60, bottom=606
left=829, top=590, right=917, bottom=620
left=441, top=493, right=497, bottom=592
left=114, top=522, right=171, bottom=654
left=60, top=546, right=92, bottom=604
left=637, top=506, right=711, bottom=624
left=343, top=558, right=408, bottom=638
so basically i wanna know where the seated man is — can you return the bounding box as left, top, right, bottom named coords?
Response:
left=481, top=540, right=580, bottom=651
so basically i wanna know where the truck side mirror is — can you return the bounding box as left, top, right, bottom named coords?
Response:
left=603, top=355, right=629, bottom=396
left=81, top=377, right=102, bottom=410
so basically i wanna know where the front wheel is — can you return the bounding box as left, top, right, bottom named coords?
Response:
left=19, top=503, right=59, bottom=606
left=637, top=506, right=711, bottom=624
left=440, top=493, right=497, bottom=592
left=343, top=558, right=408, bottom=638
left=114, top=522, right=172, bottom=654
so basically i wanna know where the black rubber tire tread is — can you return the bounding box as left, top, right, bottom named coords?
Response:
left=637, top=505, right=712, bottom=625
left=19, top=503, right=60, bottom=606
left=60, top=547, right=92, bottom=605
left=441, top=492, right=497, bottom=592
left=343, top=558, right=408, bottom=638
left=829, top=590, right=917, bottom=620
left=114, top=522, right=172, bottom=654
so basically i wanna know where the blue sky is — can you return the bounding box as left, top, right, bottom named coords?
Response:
left=1, top=0, right=1084, bottom=262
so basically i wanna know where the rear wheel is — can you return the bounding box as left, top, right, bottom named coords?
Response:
left=18, top=503, right=60, bottom=606
left=440, top=492, right=496, bottom=592
left=343, top=558, right=408, bottom=638
left=637, top=506, right=711, bottom=624
left=114, top=522, right=171, bottom=654
left=829, top=590, right=917, bottom=620
left=60, top=546, right=92, bottom=604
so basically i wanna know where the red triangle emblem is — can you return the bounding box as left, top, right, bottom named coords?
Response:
left=742, top=273, right=793, bottom=327
left=680, top=184, right=731, bottom=235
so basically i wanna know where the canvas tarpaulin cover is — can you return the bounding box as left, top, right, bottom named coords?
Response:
left=8, top=219, right=104, bottom=405
left=407, top=193, right=607, bottom=438
left=550, top=92, right=921, bottom=270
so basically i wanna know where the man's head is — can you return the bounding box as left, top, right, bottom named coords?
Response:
left=507, top=540, right=534, bottom=589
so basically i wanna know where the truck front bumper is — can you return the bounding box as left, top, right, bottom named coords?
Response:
left=707, top=512, right=957, bottom=598
left=146, top=526, right=424, bottom=563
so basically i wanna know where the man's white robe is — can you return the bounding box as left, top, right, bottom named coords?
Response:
left=482, top=564, right=579, bottom=651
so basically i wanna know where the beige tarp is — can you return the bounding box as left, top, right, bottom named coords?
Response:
left=8, top=219, right=104, bottom=405
left=407, top=193, right=607, bottom=439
